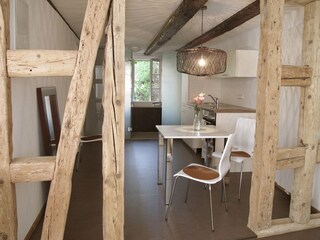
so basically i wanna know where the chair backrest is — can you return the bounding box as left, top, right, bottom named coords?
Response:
left=218, top=133, right=235, bottom=178
left=233, top=118, right=256, bottom=153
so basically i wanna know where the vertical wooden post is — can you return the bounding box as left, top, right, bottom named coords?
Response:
left=290, top=1, right=320, bottom=223
left=102, top=0, right=125, bottom=239
left=248, top=0, right=284, bottom=231
left=0, top=1, right=17, bottom=240
left=41, top=1, right=109, bottom=239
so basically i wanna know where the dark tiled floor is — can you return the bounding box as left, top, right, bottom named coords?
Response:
left=30, top=140, right=320, bottom=240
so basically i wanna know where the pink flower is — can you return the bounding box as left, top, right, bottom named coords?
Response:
left=193, top=92, right=205, bottom=111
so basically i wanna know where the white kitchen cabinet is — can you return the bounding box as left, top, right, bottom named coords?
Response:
left=216, top=50, right=258, bottom=78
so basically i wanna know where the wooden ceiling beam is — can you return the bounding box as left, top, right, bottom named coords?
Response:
left=144, top=0, right=208, bottom=55
left=285, top=0, right=315, bottom=6
left=178, top=0, right=260, bottom=51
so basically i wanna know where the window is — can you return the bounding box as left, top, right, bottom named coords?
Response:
left=132, top=59, right=161, bottom=102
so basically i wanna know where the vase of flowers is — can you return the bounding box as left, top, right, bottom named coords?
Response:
left=193, top=92, right=205, bottom=131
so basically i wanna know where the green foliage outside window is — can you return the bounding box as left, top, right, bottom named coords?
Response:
left=134, top=60, right=151, bottom=101
left=133, top=59, right=160, bottom=102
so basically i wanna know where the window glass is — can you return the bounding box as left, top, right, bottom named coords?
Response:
left=133, top=59, right=161, bottom=102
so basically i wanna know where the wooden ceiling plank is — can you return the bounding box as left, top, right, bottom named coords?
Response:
left=144, top=0, right=208, bottom=55
left=178, top=0, right=260, bottom=51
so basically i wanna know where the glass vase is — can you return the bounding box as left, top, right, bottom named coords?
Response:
left=193, top=110, right=201, bottom=131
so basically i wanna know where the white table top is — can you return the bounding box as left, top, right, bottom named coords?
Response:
left=156, top=125, right=230, bottom=139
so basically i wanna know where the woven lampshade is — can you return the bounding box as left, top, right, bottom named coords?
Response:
left=177, top=47, right=227, bottom=76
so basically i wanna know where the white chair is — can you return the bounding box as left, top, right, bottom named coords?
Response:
left=165, top=134, right=235, bottom=232
left=212, top=118, right=256, bottom=200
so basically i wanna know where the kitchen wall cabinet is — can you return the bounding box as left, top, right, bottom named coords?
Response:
left=216, top=50, right=258, bottom=78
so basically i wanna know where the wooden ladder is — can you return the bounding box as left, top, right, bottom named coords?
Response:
left=248, top=0, right=320, bottom=237
left=0, top=0, right=125, bottom=239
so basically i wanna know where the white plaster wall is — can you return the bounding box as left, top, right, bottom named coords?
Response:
left=161, top=52, right=182, bottom=124
left=188, top=75, right=221, bottom=102
left=10, top=0, right=79, bottom=239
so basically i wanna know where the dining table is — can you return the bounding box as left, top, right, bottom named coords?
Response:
left=156, top=125, right=230, bottom=204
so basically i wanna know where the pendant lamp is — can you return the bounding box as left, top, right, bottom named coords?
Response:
left=177, top=7, right=227, bottom=76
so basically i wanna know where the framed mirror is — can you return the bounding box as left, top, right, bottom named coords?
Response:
left=37, top=87, right=61, bottom=156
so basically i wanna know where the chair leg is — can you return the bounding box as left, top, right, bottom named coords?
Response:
left=184, top=179, right=190, bottom=203
left=165, top=176, right=179, bottom=221
left=222, top=178, right=228, bottom=212
left=208, top=185, right=215, bottom=232
left=238, top=162, right=244, bottom=201
left=220, top=180, right=224, bottom=202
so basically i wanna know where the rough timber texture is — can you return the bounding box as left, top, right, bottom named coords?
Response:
left=0, top=1, right=17, bottom=239
left=10, top=157, right=55, bottom=183
left=144, top=0, right=208, bottom=55
left=40, top=1, right=109, bottom=239
left=178, top=0, right=260, bottom=51
left=290, top=1, right=320, bottom=224
left=248, top=0, right=284, bottom=232
left=102, top=0, right=125, bottom=238
left=285, top=0, right=315, bottom=5
left=276, top=147, right=306, bottom=170
left=7, top=50, right=77, bottom=77
left=281, top=65, right=312, bottom=86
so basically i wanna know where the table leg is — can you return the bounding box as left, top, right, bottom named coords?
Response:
left=165, top=138, right=173, bottom=205
left=157, top=133, right=164, bottom=184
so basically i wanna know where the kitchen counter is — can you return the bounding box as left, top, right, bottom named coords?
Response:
left=189, top=102, right=256, bottom=113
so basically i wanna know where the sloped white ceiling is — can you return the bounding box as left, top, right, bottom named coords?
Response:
left=50, top=0, right=261, bottom=54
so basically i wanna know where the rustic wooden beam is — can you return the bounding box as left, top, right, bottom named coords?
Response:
left=281, top=78, right=311, bottom=86
left=317, top=143, right=320, bottom=163
left=248, top=0, right=284, bottom=232
left=10, top=157, right=55, bottom=183
left=290, top=1, right=320, bottom=224
left=0, top=2, right=17, bottom=239
left=40, top=1, right=110, bottom=239
left=277, top=146, right=306, bottom=160
left=102, top=0, right=125, bottom=238
left=255, top=216, right=320, bottom=238
left=144, top=0, right=208, bottom=55
left=7, top=50, right=77, bottom=77
left=0, top=0, right=9, bottom=49
left=285, top=0, right=315, bottom=6
left=276, top=157, right=305, bottom=170
left=276, top=147, right=306, bottom=170
left=281, top=65, right=312, bottom=79
left=178, top=0, right=260, bottom=51
left=281, top=65, right=312, bottom=86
